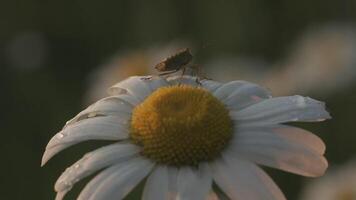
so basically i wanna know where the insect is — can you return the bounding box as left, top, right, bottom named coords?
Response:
left=154, top=48, right=209, bottom=83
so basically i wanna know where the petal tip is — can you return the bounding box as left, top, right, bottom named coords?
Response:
left=41, top=154, right=49, bottom=167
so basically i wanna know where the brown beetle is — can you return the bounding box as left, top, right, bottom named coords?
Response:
left=155, top=48, right=209, bottom=83
left=155, top=48, right=193, bottom=75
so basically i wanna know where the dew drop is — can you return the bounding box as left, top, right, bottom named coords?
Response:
left=291, top=118, right=299, bottom=121
left=56, top=133, right=65, bottom=139
left=88, top=112, right=97, bottom=118
left=63, top=180, right=73, bottom=188
left=295, top=96, right=306, bottom=108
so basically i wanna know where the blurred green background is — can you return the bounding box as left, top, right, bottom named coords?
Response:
left=1, top=0, right=356, bottom=199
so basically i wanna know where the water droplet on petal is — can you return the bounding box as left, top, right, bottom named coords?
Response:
left=295, top=96, right=306, bottom=108
left=57, top=133, right=65, bottom=139
left=64, top=180, right=73, bottom=188
left=88, top=112, right=97, bottom=118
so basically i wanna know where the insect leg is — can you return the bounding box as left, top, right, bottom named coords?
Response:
left=158, top=69, right=180, bottom=76
left=187, top=64, right=203, bottom=84
left=192, top=64, right=212, bottom=81
left=181, top=66, right=186, bottom=76
left=177, top=67, right=187, bottom=85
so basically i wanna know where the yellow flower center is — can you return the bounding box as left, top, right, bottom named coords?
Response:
left=130, top=85, right=233, bottom=166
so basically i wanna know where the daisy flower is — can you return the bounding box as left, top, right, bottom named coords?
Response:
left=42, top=75, right=330, bottom=200
left=264, top=24, right=356, bottom=96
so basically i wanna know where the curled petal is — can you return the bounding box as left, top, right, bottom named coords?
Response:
left=108, top=76, right=168, bottom=101
left=64, top=95, right=134, bottom=127
left=201, top=79, right=224, bottom=92
left=214, top=81, right=271, bottom=111
left=42, top=116, right=129, bottom=165
left=54, top=143, right=140, bottom=200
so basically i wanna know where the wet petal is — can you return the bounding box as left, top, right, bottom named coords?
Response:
left=54, top=143, right=140, bottom=199
left=64, top=95, right=134, bottom=127
left=42, top=116, right=129, bottom=165
left=79, top=157, right=154, bottom=200
left=231, top=95, right=331, bottom=127
left=211, top=157, right=286, bottom=200
left=108, top=76, right=153, bottom=101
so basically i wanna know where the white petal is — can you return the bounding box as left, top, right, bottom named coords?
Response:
left=228, top=126, right=328, bottom=177
left=115, top=93, right=142, bottom=105
left=42, top=116, right=129, bottom=165
left=214, top=81, right=271, bottom=111
left=144, top=76, right=170, bottom=92
left=231, top=95, right=331, bottom=127
left=143, top=166, right=169, bottom=200
left=177, top=163, right=212, bottom=200
left=214, top=81, right=269, bottom=100
left=232, top=125, right=326, bottom=155
left=64, top=95, right=133, bottom=127
left=167, top=167, right=179, bottom=200
left=167, top=75, right=199, bottom=86
left=108, top=76, right=153, bottom=101
left=78, top=157, right=154, bottom=200
left=76, top=163, right=123, bottom=200
left=211, top=157, right=286, bottom=200
left=55, top=192, right=65, bottom=200
left=54, top=143, right=140, bottom=199
left=201, top=79, right=224, bottom=92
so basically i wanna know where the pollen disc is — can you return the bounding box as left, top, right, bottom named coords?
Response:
left=130, top=85, right=233, bottom=166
